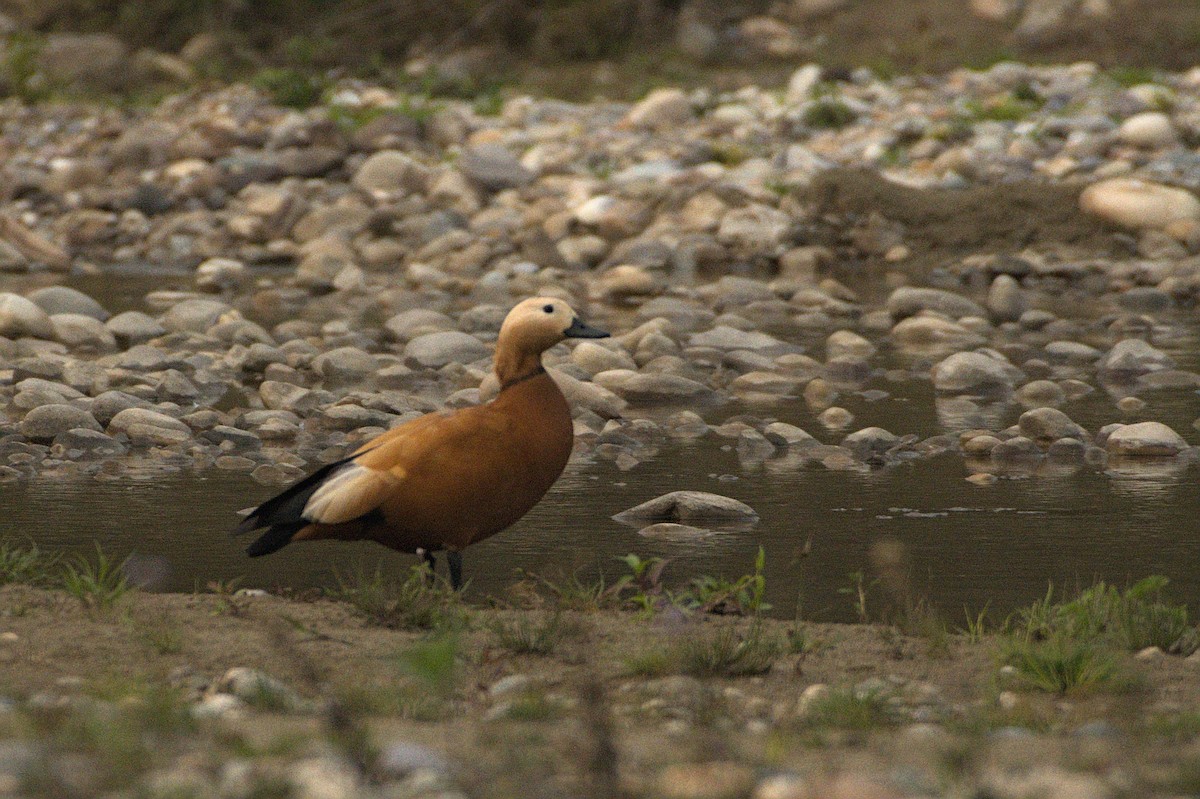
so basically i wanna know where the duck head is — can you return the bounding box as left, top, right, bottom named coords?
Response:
left=494, top=297, right=609, bottom=384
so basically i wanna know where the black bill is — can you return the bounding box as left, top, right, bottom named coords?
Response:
left=563, top=317, right=610, bottom=339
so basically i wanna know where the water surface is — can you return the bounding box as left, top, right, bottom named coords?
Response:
left=5, top=434, right=1198, bottom=623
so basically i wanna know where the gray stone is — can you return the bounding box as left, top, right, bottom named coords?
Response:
left=107, top=407, right=190, bottom=436
left=1118, top=112, right=1177, bottom=148
left=624, top=88, right=692, bottom=129
left=1105, top=422, right=1188, bottom=456
left=613, top=491, right=758, bottom=525
left=91, top=391, right=154, bottom=426
left=992, top=436, right=1043, bottom=465
left=352, top=150, right=422, bottom=196
left=963, top=434, right=1003, bottom=456
left=1047, top=437, right=1086, bottom=460
left=260, top=381, right=322, bottom=414
left=1044, top=340, right=1101, bottom=363
left=716, top=204, right=791, bottom=250
left=662, top=410, right=709, bottom=438
left=195, top=257, right=247, bottom=292
left=405, top=331, right=490, bottom=369
left=689, top=326, right=784, bottom=351
left=818, top=406, right=854, bottom=429
left=1015, top=380, right=1066, bottom=408
left=825, top=330, right=875, bottom=361
left=19, top=405, right=101, bottom=441
left=890, top=316, right=986, bottom=351
left=458, top=144, right=534, bottom=190
left=987, top=275, right=1028, bottom=322
left=1099, top=338, right=1174, bottom=378
left=201, top=425, right=261, bottom=451
left=383, top=309, right=455, bottom=342
left=50, top=314, right=117, bottom=352
left=28, top=286, right=109, bottom=321
left=637, top=523, right=714, bottom=540
left=52, top=428, right=126, bottom=459
left=932, top=351, right=1022, bottom=392
left=377, top=741, right=451, bottom=780
left=887, top=287, right=986, bottom=320
left=312, top=346, right=378, bottom=386
left=571, top=341, right=636, bottom=375
left=1117, top=287, right=1171, bottom=313
left=0, top=293, right=54, bottom=339
left=730, top=372, right=801, bottom=395
left=548, top=369, right=626, bottom=419
left=320, top=405, right=395, bottom=432
left=1080, top=178, right=1200, bottom=231
left=216, top=667, right=308, bottom=712
left=160, top=299, right=231, bottom=334
left=106, top=311, right=165, bottom=345
left=599, top=371, right=712, bottom=404
left=1018, top=407, right=1085, bottom=443
left=763, top=422, right=815, bottom=446
left=842, top=427, right=900, bottom=455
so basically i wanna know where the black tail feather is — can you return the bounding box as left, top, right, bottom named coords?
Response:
left=246, top=521, right=309, bottom=557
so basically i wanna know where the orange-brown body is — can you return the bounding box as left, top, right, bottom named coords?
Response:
left=293, top=372, right=572, bottom=552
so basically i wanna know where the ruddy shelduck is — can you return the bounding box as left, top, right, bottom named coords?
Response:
left=235, top=297, right=610, bottom=588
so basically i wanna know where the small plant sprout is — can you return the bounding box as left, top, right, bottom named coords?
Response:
left=962, top=604, right=991, bottom=643
left=839, top=570, right=878, bottom=624
left=615, top=554, right=670, bottom=614
left=680, top=547, right=771, bottom=616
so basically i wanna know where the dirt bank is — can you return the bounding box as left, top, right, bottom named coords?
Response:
left=2, top=583, right=1200, bottom=798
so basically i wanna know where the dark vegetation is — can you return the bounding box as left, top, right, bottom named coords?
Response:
left=4, top=0, right=1200, bottom=103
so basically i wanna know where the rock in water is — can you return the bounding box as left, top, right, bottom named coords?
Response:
left=613, top=491, right=758, bottom=526
left=1105, top=422, right=1188, bottom=456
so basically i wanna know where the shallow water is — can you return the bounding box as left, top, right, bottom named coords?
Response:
left=4, top=400, right=1198, bottom=623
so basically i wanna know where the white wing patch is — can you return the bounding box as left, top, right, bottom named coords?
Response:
left=303, top=461, right=403, bottom=525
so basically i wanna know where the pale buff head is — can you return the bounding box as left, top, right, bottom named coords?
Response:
left=494, top=297, right=608, bottom=383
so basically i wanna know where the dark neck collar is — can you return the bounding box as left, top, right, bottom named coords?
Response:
left=499, top=366, right=546, bottom=392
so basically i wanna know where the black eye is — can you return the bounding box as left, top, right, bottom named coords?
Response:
left=542, top=304, right=554, bottom=314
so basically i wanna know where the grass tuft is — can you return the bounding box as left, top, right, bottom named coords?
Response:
left=1001, top=635, right=1121, bottom=695
left=627, top=622, right=784, bottom=678
left=335, top=564, right=464, bottom=632
left=802, top=98, right=857, bottom=129
left=679, top=623, right=782, bottom=677
left=1009, top=576, right=1196, bottom=654
left=802, top=685, right=895, bottom=730
left=60, top=544, right=132, bottom=612
left=0, top=538, right=58, bottom=586
left=490, top=611, right=580, bottom=656
left=252, top=67, right=325, bottom=109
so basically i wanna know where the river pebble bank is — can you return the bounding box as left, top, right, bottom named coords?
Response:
left=0, top=63, right=1198, bottom=487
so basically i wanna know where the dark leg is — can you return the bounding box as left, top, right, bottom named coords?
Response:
left=447, top=551, right=463, bottom=591
left=419, top=548, right=437, bottom=583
